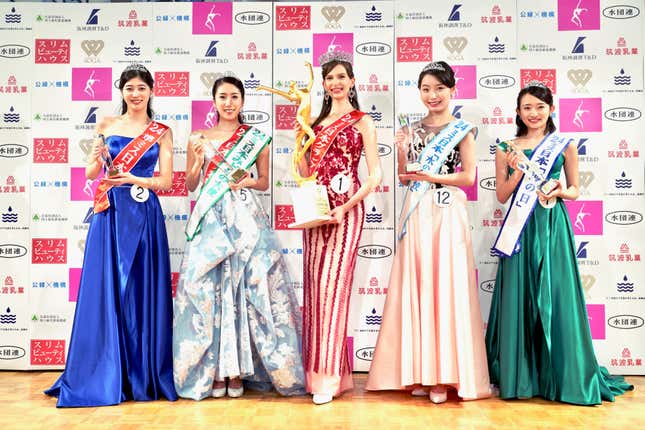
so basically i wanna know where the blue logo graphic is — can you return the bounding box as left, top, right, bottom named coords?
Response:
left=205, top=41, right=219, bottom=57
left=0, top=307, right=16, bottom=324
left=488, top=36, right=505, bottom=53
left=614, top=69, right=631, bottom=85
left=572, top=36, right=586, bottom=54
left=84, top=107, right=99, bottom=124
left=124, top=40, right=140, bottom=57
left=367, top=105, right=382, bottom=121
left=577, top=138, right=588, bottom=155
left=452, top=105, right=463, bottom=119
left=615, top=172, right=632, bottom=189
left=448, top=4, right=462, bottom=21
left=3, top=106, right=19, bottom=123
left=576, top=241, right=589, bottom=258
left=366, top=5, right=382, bottom=22
left=1, top=206, right=17, bottom=223
left=244, top=73, right=260, bottom=89
left=365, top=206, right=382, bottom=223
left=86, top=9, right=100, bottom=25
left=617, top=275, right=634, bottom=293
left=365, top=308, right=382, bottom=325
left=5, top=7, right=21, bottom=24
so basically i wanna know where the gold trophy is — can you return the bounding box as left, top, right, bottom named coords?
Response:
left=189, top=134, right=248, bottom=184
left=397, top=114, right=422, bottom=172
left=257, top=62, right=332, bottom=228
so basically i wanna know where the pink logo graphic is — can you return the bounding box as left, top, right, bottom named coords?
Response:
left=72, top=67, right=112, bottom=101
left=452, top=65, right=477, bottom=99
left=313, top=33, right=353, bottom=67
left=586, top=303, right=605, bottom=340
left=31, top=339, right=65, bottom=366
left=559, top=98, right=602, bottom=132
left=458, top=166, right=478, bottom=201
left=558, top=0, right=600, bottom=31
left=192, top=2, right=233, bottom=35
left=191, top=100, right=217, bottom=131
left=396, top=37, right=432, bottom=63
left=520, top=69, right=556, bottom=94
left=69, top=268, right=81, bottom=302
left=274, top=204, right=296, bottom=230
left=276, top=6, right=311, bottom=30
left=70, top=167, right=102, bottom=201
left=275, top=105, right=297, bottom=130
left=565, top=200, right=603, bottom=236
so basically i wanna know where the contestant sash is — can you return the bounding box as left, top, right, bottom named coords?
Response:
left=93, top=121, right=169, bottom=214
left=493, top=133, right=570, bottom=257
left=185, top=126, right=271, bottom=241
left=398, top=119, right=475, bottom=240
left=309, top=110, right=365, bottom=175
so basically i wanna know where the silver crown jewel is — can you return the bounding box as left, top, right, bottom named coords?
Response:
left=422, top=62, right=446, bottom=72
left=318, top=50, right=353, bottom=66
left=524, top=79, right=548, bottom=89
left=124, top=63, right=149, bottom=73
left=213, top=70, right=239, bottom=81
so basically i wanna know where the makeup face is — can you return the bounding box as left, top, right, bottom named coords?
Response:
left=517, top=93, right=554, bottom=132
left=214, top=82, right=243, bottom=121
left=323, top=64, right=355, bottom=101
left=121, top=77, right=152, bottom=113
left=419, top=74, right=454, bottom=114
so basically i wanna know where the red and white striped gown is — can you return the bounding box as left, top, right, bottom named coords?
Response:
left=303, top=123, right=365, bottom=396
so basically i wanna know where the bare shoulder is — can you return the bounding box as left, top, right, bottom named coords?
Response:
left=355, top=113, right=375, bottom=133
left=96, top=116, right=118, bottom=134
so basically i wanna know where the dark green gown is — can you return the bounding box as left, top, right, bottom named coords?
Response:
left=485, top=142, right=633, bottom=405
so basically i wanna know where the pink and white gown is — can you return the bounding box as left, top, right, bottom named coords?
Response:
left=366, top=122, right=491, bottom=400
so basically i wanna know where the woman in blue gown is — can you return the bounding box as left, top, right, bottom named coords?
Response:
left=45, top=64, right=177, bottom=407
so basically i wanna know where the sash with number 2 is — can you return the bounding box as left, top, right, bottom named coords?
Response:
left=93, top=121, right=169, bottom=214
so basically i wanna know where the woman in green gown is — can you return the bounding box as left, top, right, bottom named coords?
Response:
left=485, top=82, right=633, bottom=405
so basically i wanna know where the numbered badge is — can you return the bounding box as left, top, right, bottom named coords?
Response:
left=330, top=173, right=351, bottom=194
left=130, top=184, right=149, bottom=203
left=433, top=188, right=453, bottom=208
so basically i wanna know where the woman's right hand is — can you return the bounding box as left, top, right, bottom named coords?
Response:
left=90, top=138, right=106, bottom=164
left=505, top=149, right=521, bottom=171
left=188, top=133, right=206, bottom=165
left=394, top=129, right=410, bottom=158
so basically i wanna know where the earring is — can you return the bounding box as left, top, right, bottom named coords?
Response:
left=324, top=92, right=330, bottom=102
left=349, top=86, right=356, bottom=102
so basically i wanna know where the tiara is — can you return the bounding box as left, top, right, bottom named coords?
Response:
left=213, top=71, right=239, bottom=81
left=422, top=62, right=445, bottom=72
left=124, top=63, right=149, bottom=73
left=524, top=80, right=547, bottom=89
left=318, top=50, right=353, bottom=66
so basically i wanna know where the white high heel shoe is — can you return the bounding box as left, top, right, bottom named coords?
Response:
left=312, top=393, right=333, bottom=405
left=429, top=386, right=447, bottom=404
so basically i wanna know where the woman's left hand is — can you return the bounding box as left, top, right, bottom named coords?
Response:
left=328, top=204, right=347, bottom=224
left=229, top=175, right=253, bottom=192
left=101, top=172, right=137, bottom=186
left=398, top=171, right=434, bottom=183
left=536, top=179, right=562, bottom=202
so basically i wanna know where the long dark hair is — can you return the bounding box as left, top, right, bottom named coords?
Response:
left=212, top=76, right=245, bottom=124
left=119, top=64, right=154, bottom=119
left=417, top=61, right=456, bottom=89
left=311, top=60, right=360, bottom=129
left=515, top=85, right=556, bottom=137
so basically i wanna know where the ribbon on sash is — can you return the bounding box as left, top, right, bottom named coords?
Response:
left=309, top=110, right=365, bottom=175
left=398, top=118, right=475, bottom=240
left=185, top=126, right=271, bottom=241
left=493, top=133, right=570, bottom=257
left=93, top=121, right=169, bottom=214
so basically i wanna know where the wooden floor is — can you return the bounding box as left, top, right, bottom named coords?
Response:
left=0, top=372, right=642, bottom=429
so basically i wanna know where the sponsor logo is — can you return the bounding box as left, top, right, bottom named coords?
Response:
left=609, top=243, right=641, bottom=263
left=397, top=36, right=432, bottom=62
left=275, top=104, right=297, bottom=130
left=480, top=279, right=495, bottom=293
left=313, top=33, right=353, bottom=67
left=191, top=100, right=217, bottom=131
left=86, top=8, right=100, bottom=25
left=581, top=274, right=596, bottom=297
left=34, top=39, right=70, bottom=64
left=70, top=167, right=101, bottom=201
left=571, top=36, right=586, bottom=54
left=558, top=0, right=600, bottom=31
left=365, top=5, right=382, bottom=22
left=244, top=73, right=260, bottom=90
left=275, top=6, right=310, bottom=30
left=617, top=275, right=634, bottom=293
left=0, top=345, right=25, bottom=360
left=0, top=244, right=27, bottom=258
left=241, top=110, right=270, bottom=125
left=358, top=245, right=392, bottom=259
left=235, top=11, right=270, bottom=25
left=33, top=138, right=68, bottom=163
left=605, top=210, right=643, bottom=225
left=452, top=105, right=464, bottom=119
left=452, top=65, right=477, bottom=99
left=80, top=39, right=104, bottom=62
left=559, top=98, right=602, bottom=132
left=604, top=107, right=641, bottom=121
left=0, top=307, right=16, bottom=324
left=4, top=7, right=21, bottom=24
left=1, top=207, right=17, bottom=224
left=30, top=340, right=65, bottom=365
left=478, top=74, right=515, bottom=89
left=365, top=206, right=383, bottom=223
left=367, top=105, right=382, bottom=122
left=567, top=69, right=592, bottom=92
left=614, top=68, right=631, bottom=85
left=444, top=36, right=467, bottom=61
left=479, top=177, right=496, bottom=191
left=355, top=346, right=374, bottom=361
left=603, top=5, right=640, bottom=19
left=356, top=42, right=391, bottom=56
left=154, top=72, right=189, bottom=97
left=365, top=308, right=382, bottom=325
left=448, top=4, right=462, bottom=21
left=608, top=315, right=644, bottom=329
left=520, top=69, right=556, bottom=94
left=576, top=241, right=589, bottom=258
left=614, top=171, right=632, bottom=189
left=192, top=3, right=233, bottom=35
left=321, top=6, right=345, bottom=29
left=376, top=144, right=391, bottom=157
left=0, top=44, right=30, bottom=59
left=155, top=172, right=188, bottom=197
left=488, top=36, right=505, bottom=53
left=71, top=68, right=112, bottom=101
left=123, top=40, right=141, bottom=57
left=609, top=348, right=643, bottom=367
left=565, top=200, right=603, bottom=235
left=274, top=205, right=295, bottom=230
left=32, top=239, right=67, bottom=264
left=587, top=304, right=605, bottom=339
left=0, top=143, right=28, bottom=158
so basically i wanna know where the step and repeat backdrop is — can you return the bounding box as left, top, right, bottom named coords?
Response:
left=0, top=0, right=643, bottom=374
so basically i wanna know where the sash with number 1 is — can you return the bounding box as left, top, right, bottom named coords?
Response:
left=308, top=110, right=365, bottom=174
left=93, top=121, right=169, bottom=214
left=185, top=125, right=271, bottom=241
left=398, top=119, right=475, bottom=240
left=492, top=133, right=570, bottom=257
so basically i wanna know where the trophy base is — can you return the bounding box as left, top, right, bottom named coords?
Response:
left=288, top=182, right=332, bottom=229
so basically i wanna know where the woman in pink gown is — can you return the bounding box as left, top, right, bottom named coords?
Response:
left=366, top=61, right=491, bottom=403
left=300, top=53, right=382, bottom=405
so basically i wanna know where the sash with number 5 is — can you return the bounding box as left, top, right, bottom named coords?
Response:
left=493, top=133, right=570, bottom=257
left=398, top=119, right=475, bottom=240
left=185, top=125, right=271, bottom=241
left=308, top=110, right=365, bottom=175
left=93, top=121, right=169, bottom=214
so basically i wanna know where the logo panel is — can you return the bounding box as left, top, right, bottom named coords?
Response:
left=192, top=3, right=233, bottom=35
left=565, top=200, right=603, bottom=235
left=559, top=98, right=602, bottom=132
left=71, top=68, right=112, bottom=101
